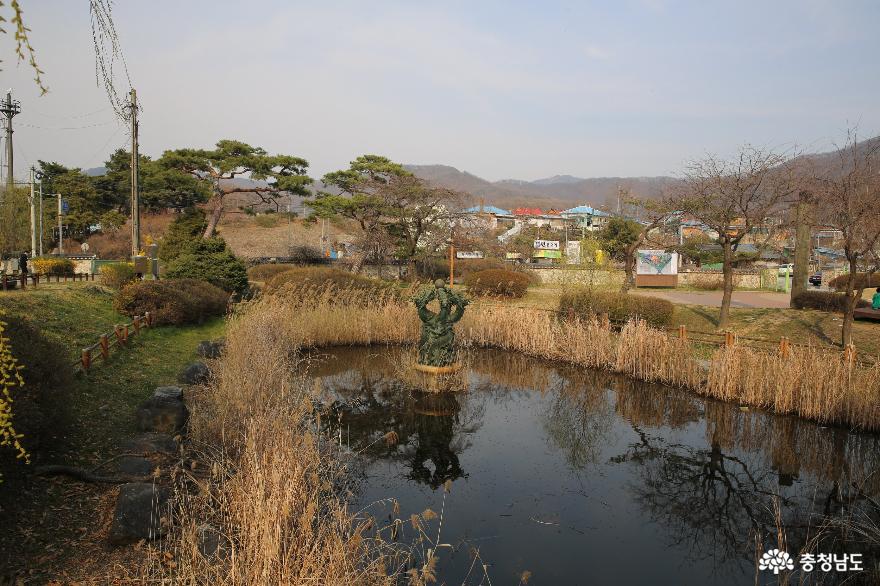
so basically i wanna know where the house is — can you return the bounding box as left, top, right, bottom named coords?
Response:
left=561, top=205, right=611, bottom=231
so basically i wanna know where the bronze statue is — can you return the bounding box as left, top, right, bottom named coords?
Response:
left=413, top=279, right=468, bottom=368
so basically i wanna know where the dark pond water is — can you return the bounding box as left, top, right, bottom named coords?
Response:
left=306, top=347, right=880, bottom=585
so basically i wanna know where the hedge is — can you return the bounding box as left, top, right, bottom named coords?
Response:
left=100, top=262, right=137, bottom=290
left=247, top=263, right=297, bottom=282
left=264, top=267, right=397, bottom=300
left=559, top=288, right=675, bottom=328
left=828, top=273, right=880, bottom=292
left=464, top=269, right=531, bottom=298
left=114, top=279, right=229, bottom=325
left=31, top=257, right=75, bottom=276
left=791, top=291, right=869, bottom=313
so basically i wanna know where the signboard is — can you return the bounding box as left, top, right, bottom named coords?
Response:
left=533, top=250, right=562, bottom=259
left=60, top=199, right=69, bottom=214
left=565, top=241, right=581, bottom=264
left=636, top=250, right=678, bottom=275
left=534, top=239, right=560, bottom=250
left=505, top=252, right=523, bottom=260
left=456, top=251, right=484, bottom=259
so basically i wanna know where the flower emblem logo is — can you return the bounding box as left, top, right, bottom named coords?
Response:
left=759, top=549, right=794, bottom=574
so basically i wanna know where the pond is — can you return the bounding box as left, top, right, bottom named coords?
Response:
left=306, top=346, right=880, bottom=585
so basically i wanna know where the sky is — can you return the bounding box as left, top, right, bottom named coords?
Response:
left=1, top=0, right=878, bottom=183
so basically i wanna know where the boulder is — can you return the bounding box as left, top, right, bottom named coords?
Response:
left=177, top=361, right=210, bottom=385
left=108, top=483, right=171, bottom=545
left=136, top=395, right=188, bottom=434
left=197, top=339, right=225, bottom=359
left=154, top=386, right=183, bottom=401
left=197, top=523, right=227, bottom=559
left=123, top=433, right=178, bottom=456
left=117, top=456, right=156, bottom=476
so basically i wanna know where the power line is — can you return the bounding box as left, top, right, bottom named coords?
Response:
left=19, top=120, right=116, bottom=131
left=30, top=106, right=112, bottom=120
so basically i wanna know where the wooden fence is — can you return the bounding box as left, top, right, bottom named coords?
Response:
left=78, top=311, right=155, bottom=372
left=1, top=272, right=97, bottom=290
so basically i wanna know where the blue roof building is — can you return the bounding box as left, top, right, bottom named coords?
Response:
left=463, top=205, right=510, bottom=216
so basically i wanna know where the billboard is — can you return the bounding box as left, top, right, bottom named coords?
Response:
left=456, top=251, right=484, bottom=259
left=534, top=239, right=560, bottom=250
left=636, top=250, right=678, bottom=275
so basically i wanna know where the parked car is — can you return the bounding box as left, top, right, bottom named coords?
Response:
left=808, top=272, right=822, bottom=286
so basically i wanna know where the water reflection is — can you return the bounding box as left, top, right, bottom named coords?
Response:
left=307, top=347, right=880, bottom=585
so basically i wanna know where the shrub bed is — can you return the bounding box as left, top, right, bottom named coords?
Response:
left=828, top=273, right=880, bottom=292
left=464, top=269, right=531, bottom=298
left=264, top=267, right=397, bottom=299
left=791, top=291, right=869, bottom=312
left=100, top=262, right=137, bottom=290
left=114, top=279, right=229, bottom=325
left=559, top=288, right=674, bottom=328
left=247, top=263, right=297, bottom=282
left=31, top=257, right=75, bottom=276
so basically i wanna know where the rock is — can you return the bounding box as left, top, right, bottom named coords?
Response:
left=177, top=361, right=210, bottom=385
left=197, top=523, right=226, bottom=559
left=108, top=483, right=171, bottom=545
left=136, top=395, right=188, bottom=434
left=154, top=386, right=183, bottom=401
left=117, top=456, right=155, bottom=476
left=124, top=433, right=178, bottom=456
left=197, top=339, right=225, bottom=359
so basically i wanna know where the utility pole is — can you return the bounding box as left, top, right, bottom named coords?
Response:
left=0, top=90, right=20, bottom=193
left=38, top=177, right=43, bottom=255
left=129, top=88, right=140, bottom=257
left=57, top=193, right=63, bottom=255
left=29, top=166, right=36, bottom=257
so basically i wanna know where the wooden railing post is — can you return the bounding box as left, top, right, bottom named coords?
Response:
left=779, top=336, right=790, bottom=358
left=843, top=343, right=856, bottom=366
left=724, top=330, right=735, bottom=348
left=678, top=324, right=687, bottom=340
left=133, top=316, right=141, bottom=335
left=99, top=334, right=109, bottom=359
left=81, top=349, right=91, bottom=371
left=145, top=311, right=153, bottom=327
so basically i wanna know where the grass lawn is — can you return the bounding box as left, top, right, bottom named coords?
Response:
left=0, top=282, right=226, bottom=583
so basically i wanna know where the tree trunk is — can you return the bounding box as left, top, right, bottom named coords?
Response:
left=719, top=240, right=734, bottom=329
left=841, top=257, right=858, bottom=347
left=622, top=244, right=636, bottom=292
left=203, top=193, right=224, bottom=238
left=790, top=193, right=814, bottom=306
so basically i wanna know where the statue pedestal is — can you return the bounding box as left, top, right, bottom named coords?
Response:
left=413, top=363, right=461, bottom=375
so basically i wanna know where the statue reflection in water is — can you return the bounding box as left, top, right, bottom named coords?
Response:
left=407, top=392, right=465, bottom=488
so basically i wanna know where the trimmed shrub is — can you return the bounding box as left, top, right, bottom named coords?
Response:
left=114, top=279, right=229, bottom=325
left=1, top=315, right=71, bottom=466
left=465, top=269, right=531, bottom=298
left=559, top=288, right=675, bottom=328
left=828, top=273, right=880, bottom=292
left=247, top=263, right=297, bottom=282
left=31, top=257, right=75, bottom=276
left=159, top=208, right=209, bottom=263
left=100, top=262, right=137, bottom=290
left=416, top=257, right=506, bottom=280
left=165, top=238, right=249, bottom=294
left=264, top=267, right=397, bottom=299
left=791, top=291, right=869, bottom=312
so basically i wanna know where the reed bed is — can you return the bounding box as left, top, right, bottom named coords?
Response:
left=153, top=284, right=880, bottom=584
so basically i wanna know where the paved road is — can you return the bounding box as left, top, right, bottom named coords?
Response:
left=638, top=290, right=793, bottom=309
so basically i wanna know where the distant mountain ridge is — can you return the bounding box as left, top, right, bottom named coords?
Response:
left=405, top=164, right=677, bottom=210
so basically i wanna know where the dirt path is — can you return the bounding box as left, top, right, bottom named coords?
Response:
left=637, top=290, right=793, bottom=308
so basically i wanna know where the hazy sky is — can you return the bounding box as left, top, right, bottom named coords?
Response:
left=2, top=0, right=878, bottom=182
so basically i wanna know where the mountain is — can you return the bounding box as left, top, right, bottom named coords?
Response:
left=405, top=164, right=677, bottom=210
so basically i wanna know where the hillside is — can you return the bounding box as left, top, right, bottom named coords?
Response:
left=405, top=164, right=677, bottom=210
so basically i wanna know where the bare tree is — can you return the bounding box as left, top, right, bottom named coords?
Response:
left=668, top=146, right=797, bottom=328
left=812, top=131, right=880, bottom=346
